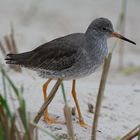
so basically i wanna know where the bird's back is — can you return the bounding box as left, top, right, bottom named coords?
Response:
left=6, top=33, right=88, bottom=78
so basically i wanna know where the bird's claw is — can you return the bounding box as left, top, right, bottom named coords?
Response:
left=44, top=115, right=57, bottom=124
left=79, top=118, right=90, bottom=128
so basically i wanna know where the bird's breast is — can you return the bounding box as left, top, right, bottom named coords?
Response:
left=83, top=41, right=108, bottom=74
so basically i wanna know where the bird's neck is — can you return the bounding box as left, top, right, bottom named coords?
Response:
left=85, top=28, right=106, bottom=41
left=84, top=30, right=108, bottom=64
left=85, top=30, right=107, bottom=49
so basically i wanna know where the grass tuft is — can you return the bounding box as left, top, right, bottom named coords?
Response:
left=0, top=65, right=60, bottom=140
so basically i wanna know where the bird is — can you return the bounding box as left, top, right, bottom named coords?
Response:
left=5, top=17, right=136, bottom=127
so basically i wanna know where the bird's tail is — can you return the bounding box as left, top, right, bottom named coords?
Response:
left=5, top=52, right=32, bottom=66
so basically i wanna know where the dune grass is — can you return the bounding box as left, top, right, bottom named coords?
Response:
left=61, top=82, right=75, bottom=140
left=0, top=65, right=60, bottom=140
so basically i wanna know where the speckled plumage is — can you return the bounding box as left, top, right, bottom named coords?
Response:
left=5, top=18, right=113, bottom=79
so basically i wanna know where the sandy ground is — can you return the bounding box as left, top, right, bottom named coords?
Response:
left=0, top=0, right=140, bottom=140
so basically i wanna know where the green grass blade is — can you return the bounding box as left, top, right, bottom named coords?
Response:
left=2, top=72, right=7, bottom=100
left=0, top=66, right=29, bottom=136
left=0, top=125, right=5, bottom=140
left=18, top=99, right=29, bottom=133
left=1, top=68, right=20, bottom=98
left=0, top=94, right=12, bottom=120
left=138, top=129, right=140, bottom=140
left=61, top=82, right=68, bottom=107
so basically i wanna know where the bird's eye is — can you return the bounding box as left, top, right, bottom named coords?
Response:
left=102, top=27, right=107, bottom=31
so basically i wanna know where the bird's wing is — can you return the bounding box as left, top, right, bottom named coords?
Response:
left=27, top=37, right=80, bottom=71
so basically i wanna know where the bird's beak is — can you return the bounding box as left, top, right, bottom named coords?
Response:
left=111, top=32, right=136, bottom=45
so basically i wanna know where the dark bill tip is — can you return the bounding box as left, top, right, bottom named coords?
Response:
left=112, top=32, right=136, bottom=45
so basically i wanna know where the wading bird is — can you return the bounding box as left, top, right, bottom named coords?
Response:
left=5, top=17, right=136, bottom=127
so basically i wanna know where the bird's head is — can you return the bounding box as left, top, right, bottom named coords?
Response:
left=86, top=17, right=136, bottom=45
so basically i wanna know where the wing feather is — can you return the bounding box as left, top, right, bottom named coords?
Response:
left=27, top=40, right=78, bottom=71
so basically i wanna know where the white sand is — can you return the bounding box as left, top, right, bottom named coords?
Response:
left=0, top=0, right=140, bottom=139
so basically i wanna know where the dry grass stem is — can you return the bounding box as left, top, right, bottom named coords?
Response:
left=61, top=82, right=75, bottom=140
left=10, top=24, right=18, bottom=54
left=121, top=124, right=140, bottom=140
left=91, top=53, right=112, bottom=140
left=4, top=35, right=11, bottom=52
left=118, top=0, right=127, bottom=70
left=33, top=79, right=62, bottom=124
left=0, top=25, right=21, bottom=72
left=64, top=106, right=75, bottom=140
left=0, top=41, right=6, bottom=55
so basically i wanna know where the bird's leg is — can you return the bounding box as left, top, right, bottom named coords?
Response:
left=71, top=80, right=87, bottom=127
left=43, top=78, right=57, bottom=124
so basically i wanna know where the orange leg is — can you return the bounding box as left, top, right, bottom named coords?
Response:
left=43, top=78, right=57, bottom=124
left=71, top=80, right=87, bottom=127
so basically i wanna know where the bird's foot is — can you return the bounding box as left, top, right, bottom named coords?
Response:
left=79, top=118, right=90, bottom=128
left=44, top=115, right=57, bottom=124
left=44, top=113, right=65, bottom=125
